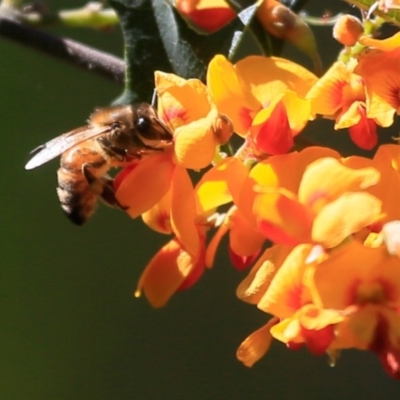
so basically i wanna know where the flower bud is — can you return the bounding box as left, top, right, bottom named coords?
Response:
left=333, top=14, right=363, bottom=47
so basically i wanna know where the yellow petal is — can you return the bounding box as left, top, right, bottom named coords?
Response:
left=257, top=244, right=314, bottom=317
left=235, top=55, right=318, bottom=103
left=207, top=55, right=258, bottom=135
left=298, top=157, right=380, bottom=210
left=195, top=157, right=248, bottom=214
left=359, top=32, right=400, bottom=52
left=155, top=71, right=210, bottom=129
left=173, top=116, right=217, bottom=169
left=313, top=192, right=382, bottom=248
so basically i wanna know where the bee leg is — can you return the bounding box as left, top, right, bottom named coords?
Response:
left=82, top=164, right=128, bottom=210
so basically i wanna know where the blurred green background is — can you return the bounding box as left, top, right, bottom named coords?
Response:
left=1, top=1, right=400, bottom=399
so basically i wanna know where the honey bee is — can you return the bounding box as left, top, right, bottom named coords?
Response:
left=25, top=103, right=173, bottom=225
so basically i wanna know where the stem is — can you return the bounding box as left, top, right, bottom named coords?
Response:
left=0, top=14, right=125, bottom=83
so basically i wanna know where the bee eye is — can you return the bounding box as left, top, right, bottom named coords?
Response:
left=111, top=122, right=120, bottom=130
left=137, top=117, right=150, bottom=135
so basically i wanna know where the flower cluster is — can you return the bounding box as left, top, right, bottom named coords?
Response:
left=111, top=3, right=400, bottom=380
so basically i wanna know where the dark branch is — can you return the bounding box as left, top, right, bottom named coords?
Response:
left=0, top=15, right=125, bottom=83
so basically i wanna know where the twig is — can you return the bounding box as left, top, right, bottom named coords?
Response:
left=0, top=14, right=125, bottom=83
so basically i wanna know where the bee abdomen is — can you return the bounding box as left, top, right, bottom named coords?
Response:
left=57, top=167, right=97, bottom=226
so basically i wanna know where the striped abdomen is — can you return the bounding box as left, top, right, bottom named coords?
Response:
left=57, top=142, right=108, bottom=225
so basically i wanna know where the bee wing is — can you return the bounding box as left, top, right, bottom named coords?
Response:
left=25, top=125, right=111, bottom=170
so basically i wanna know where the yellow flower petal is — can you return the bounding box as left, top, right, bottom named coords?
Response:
left=257, top=244, right=314, bottom=317
left=155, top=71, right=210, bottom=129
left=173, top=116, right=217, bottom=169
left=313, top=192, right=382, bottom=248
left=298, top=157, right=380, bottom=210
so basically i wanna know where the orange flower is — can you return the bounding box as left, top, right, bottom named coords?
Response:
left=306, top=61, right=393, bottom=150
left=175, top=0, right=236, bottom=33
left=236, top=244, right=344, bottom=365
left=309, top=239, right=400, bottom=378
left=114, top=72, right=233, bottom=306
left=354, top=33, right=400, bottom=122
left=207, top=55, right=317, bottom=156
left=228, top=147, right=381, bottom=247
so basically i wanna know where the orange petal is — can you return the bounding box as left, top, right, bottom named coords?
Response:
left=306, top=61, right=353, bottom=117
left=207, top=55, right=259, bottom=135
left=358, top=32, right=400, bottom=52
left=236, top=318, right=279, bottom=367
left=230, top=208, right=265, bottom=257
left=135, top=239, right=198, bottom=307
left=257, top=244, right=314, bottom=317
left=298, top=157, right=380, bottom=210
left=155, top=71, right=210, bottom=129
left=115, top=152, right=174, bottom=219
left=236, top=245, right=292, bottom=304
left=254, top=191, right=314, bottom=245
left=313, top=192, right=382, bottom=248
left=195, top=157, right=248, bottom=214
left=310, top=242, right=400, bottom=310
left=281, top=91, right=312, bottom=135
left=235, top=55, right=318, bottom=103
left=141, top=188, right=172, bottom=234
left=173, top=115, right=217, bottom=169
left=170, top=166, right=200, bottom=257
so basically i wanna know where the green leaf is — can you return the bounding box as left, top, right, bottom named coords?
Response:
left=108, top=0, right=172, bottom=104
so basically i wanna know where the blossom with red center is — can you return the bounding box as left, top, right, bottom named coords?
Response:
left=114, top=71, right=233, bottom=306
left=236, top=244, right=344, bottom=365
left=207, top=54, right=317, bottom=156
left=226, top=146, right=382, bottom=247
left=306, top=61, right=393, bottom=150
left=309, top=238, right=400, bottom=378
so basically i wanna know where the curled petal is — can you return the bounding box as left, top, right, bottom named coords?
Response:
left=237, top=317, right=279, bottom=367
left=115, top=152, right=175, bottom=219
left=358, top=32, right=400, bottom=52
